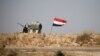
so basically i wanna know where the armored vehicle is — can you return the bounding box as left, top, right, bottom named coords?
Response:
left=18, top=21, right=42, bottom=33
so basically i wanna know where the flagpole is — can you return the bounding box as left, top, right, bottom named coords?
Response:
left=50, top=25, right=53, bottom=35
left=50, top=18, right=54, bottom=35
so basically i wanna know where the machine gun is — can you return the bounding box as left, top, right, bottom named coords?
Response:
left=17, top=23, right=25, bottom=28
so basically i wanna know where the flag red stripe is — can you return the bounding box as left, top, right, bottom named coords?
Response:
left=54, top=18, right=67, bottom=23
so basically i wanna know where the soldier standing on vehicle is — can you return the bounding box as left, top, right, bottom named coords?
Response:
left=23, top=25, right=28, bottom=33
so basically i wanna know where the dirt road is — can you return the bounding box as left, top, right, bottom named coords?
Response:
left=5, top=47, right=100, bottom=52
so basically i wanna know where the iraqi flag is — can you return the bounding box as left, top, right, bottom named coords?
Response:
left=52, top=18, right=67, bottom=26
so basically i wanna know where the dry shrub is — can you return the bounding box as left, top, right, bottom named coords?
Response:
left=76, top=31, right=94, bottom=46
left=0, top=33, right=79, bottom=47
left=0, top=32, right=100, bottom=47
left=0, top=42, right=5, bottom=56
left=15, top=33, right=45, bottom=47
left=44, top=34, right=78, bottom=47
left=95, top=35, right=100, bottom=45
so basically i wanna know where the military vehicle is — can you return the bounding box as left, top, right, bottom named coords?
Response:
left=17, top=21, right=42, bottom=33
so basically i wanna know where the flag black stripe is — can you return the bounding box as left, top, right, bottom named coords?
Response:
left=52, top=23, right=64, bottom=26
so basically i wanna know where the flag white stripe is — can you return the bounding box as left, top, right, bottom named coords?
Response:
left=53, top=21, right=66, bottom=25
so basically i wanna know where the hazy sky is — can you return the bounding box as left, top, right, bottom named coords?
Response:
left=0, top=0, right=100, bottom=34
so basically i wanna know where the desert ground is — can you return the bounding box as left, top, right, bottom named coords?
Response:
left=0, top=32, right=100, bottom=56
